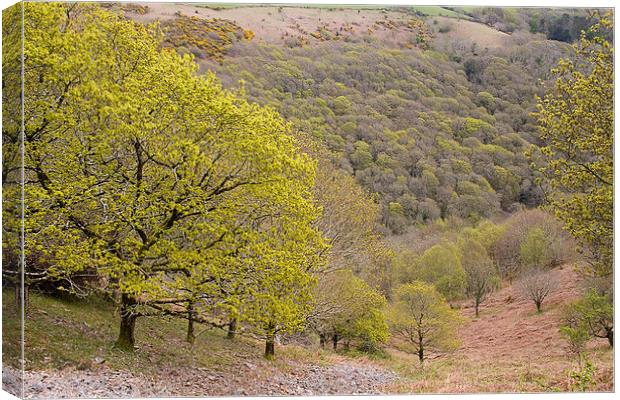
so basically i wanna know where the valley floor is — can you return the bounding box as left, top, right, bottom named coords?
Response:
left=1, top=266, right=613, bottom=397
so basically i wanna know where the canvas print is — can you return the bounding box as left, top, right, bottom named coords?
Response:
left=1, top=1, right=614, bottom=397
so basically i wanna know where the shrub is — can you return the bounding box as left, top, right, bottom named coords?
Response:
left=560, top=323, right=590, bottom=361
left=414, top=243, right=467, bottom=302
left=562, top=289, right=613, bottom=348
left=569, top=359, right=595, bottom=392
left=519, top=227, right=551, bottom=269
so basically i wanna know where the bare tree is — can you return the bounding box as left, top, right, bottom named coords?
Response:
left=463, top=250, right=500, bottom=317
left=518, top=269, right=558, bottom=313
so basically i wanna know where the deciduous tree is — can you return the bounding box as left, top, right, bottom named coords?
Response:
left=562, top=289, right=613, bottom=348
left=387, top=282, right=462, bottom=363
left=414, top=243, right=467, bottom=303
left=21, top=3, right=324, bottom=352
left=534, top=13, right=613, bottom=283
left=311, top=269, right=388, bottom=351
left=518, top=269, right=557, bottom=313
left=458, top=238, right=500, bottom=317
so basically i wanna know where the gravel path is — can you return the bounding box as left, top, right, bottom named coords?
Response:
left=5, top=360, right=398, bottom=398
left=270, top=363, right=398, bottom=396
left=5, top=367, right=172, bottom=399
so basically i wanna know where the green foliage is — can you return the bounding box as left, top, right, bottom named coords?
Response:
left=311, top=145, right=381, bottom=273
left=415, top=243, right=467, bottom=302
left=350, top=140, right=374, bottom=170
left=313, top=270, right=389, bottom=350
left=387, top=282, right=462, bottom=362
left=209, top=28, right=565, bottom=231
left=493, top=209, right=574, bottom=280
left=459, top=220, right=505, bottom=253
left=458, top=237, right=500, bottom=316
left=519, top=227, right=551, bottom=269
left=332, top=95, right=352, bottom=115
left=21, top=3, right=326, bottom=351
left=353, top=308, right=390, bottom=349
left=560, top=324, right=590, bottom=360
left=562, top=289, right=613, bottom=347
left=569, top=359, right=595, bottom=392
left=476, top=91, right=497, bottom=113
left=386, top=202, right=408, bottom=234
left=534, top=13, right=613, bottom=282
left=2, top=3, right=25, bottom=291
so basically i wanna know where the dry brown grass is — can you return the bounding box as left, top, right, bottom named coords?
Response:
left=373, top=266, right=613, bottom=393
left=432, top=16, right=510, bottom=50
left=128, top=3, right=435, bottom=47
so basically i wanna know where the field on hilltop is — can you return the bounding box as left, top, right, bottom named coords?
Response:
left=130, top=3, right=433, bottom=45
left=431, top=16, right=510, bottom=49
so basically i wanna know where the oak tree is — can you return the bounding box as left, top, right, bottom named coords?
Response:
left=387, top=282, right=462, bottom=363
left=534, top=13, right=613, bottom=282
left=22, top=3, right=324, bottom=352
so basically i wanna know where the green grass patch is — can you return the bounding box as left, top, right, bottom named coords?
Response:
left=4, top=290, right=329, bottom=376
left=195, top=3, right=260, bottom=10
left=2, top=291, right=22, bottom=368
left=409, top=6, right=461, bottom=18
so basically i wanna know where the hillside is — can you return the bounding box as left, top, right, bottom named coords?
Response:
left=127, top=3, right=481, bottom=44
left=3, top=266, right=612, bottom=397
left=116, top=2, right=578, bottom=233
left=3, top=3, right=613, bottom=397
left=377, top=267, right=612, bottom=393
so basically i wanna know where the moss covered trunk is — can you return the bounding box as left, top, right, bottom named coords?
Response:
left=115, top=294, right=138, bottom=351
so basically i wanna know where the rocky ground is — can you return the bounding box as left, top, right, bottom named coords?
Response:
left=4, top=358, right=398, bottom=398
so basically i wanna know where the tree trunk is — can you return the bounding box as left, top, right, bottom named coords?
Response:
left=186, top=302, right=195, bottom=344
left=606, top=328, right=613, bottom=347
left=265, top=337, right=275, bottom=358
left=535, top=300, right=542, bottom=313
left=332, top=333, right=339, bottom=350
left=227, top=318, right=237, bottom=340
left=475, top=297, right=480, bottom=317
left=418, top=330, right=424, bottom=363
left=115, top=294, right=138, bottom=351
left=14, top=285, right=29, bottom=315
left=319, top=333, right=326, bottom=349
left=25, top=285, right=29, bottom=313
left=13, top=285, right=20, bottom=315
left=265, top=323, right=276, bottom=358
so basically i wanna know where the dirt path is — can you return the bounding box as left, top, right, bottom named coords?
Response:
left=7, top=358, right=397, bottom=398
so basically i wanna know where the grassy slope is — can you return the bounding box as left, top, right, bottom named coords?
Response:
left=409, top=6, right=462, bottom=17
left=131, top=3, right=478, bottom=47
left=195, top=4, right=458, bottom=13
left=4, top=267, right=613, bottom=393
left=377, top=266, right=613, bottom=393
left=2, top=290, right=325, bottom=376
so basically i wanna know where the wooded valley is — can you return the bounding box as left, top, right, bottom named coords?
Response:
left=1, top=2, right=614, bottom=396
